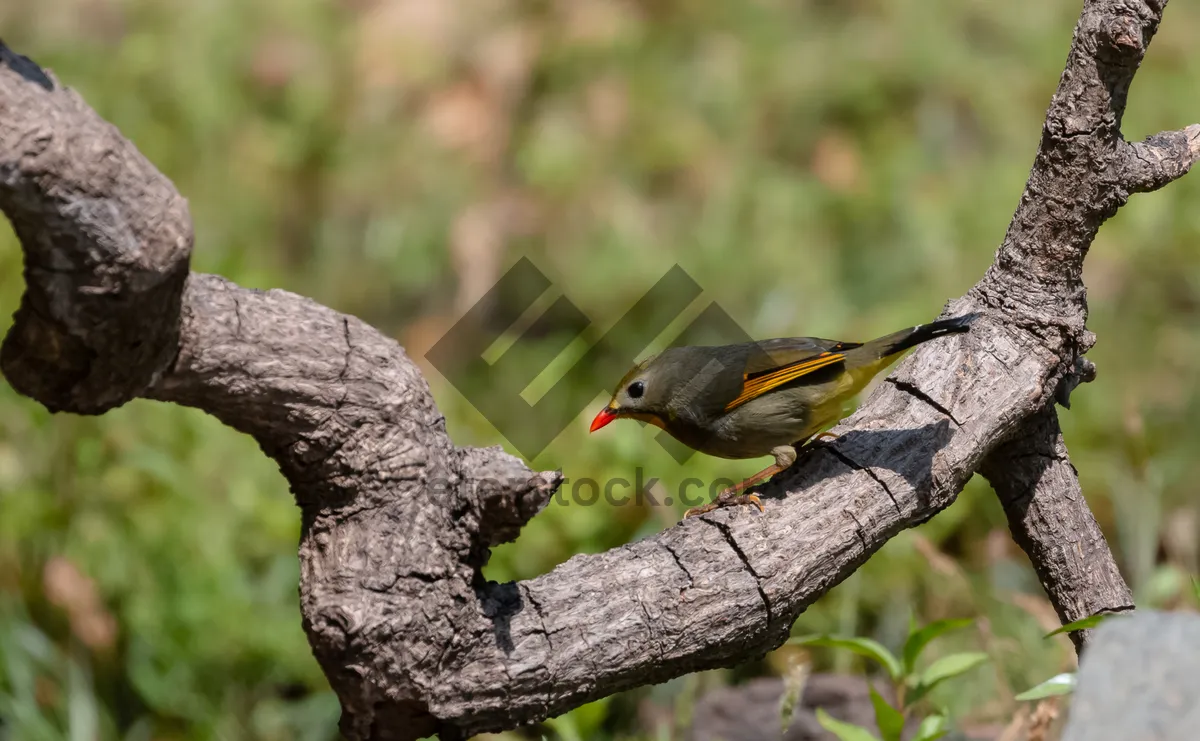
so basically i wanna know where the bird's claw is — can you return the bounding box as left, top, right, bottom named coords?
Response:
left=798, top=432, right=838, bottom=458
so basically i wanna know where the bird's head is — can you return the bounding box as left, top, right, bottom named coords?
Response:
left=589, top=348, right=702, bottom=432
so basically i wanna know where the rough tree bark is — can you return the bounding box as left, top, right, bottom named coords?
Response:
left=0, top=0, right=1196, bottom=738
left=981, top=403, right=1135, bottom=653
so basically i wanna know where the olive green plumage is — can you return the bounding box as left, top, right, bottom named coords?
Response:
left=592, top=314, right=977, bottom=461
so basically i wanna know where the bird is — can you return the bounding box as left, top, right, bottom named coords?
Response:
left=589, top=313, right=977, bottom=517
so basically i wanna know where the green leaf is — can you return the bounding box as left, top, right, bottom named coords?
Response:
left=868, top=685, right=905, bottom=741
left=913, top=714, right=949, bottom=741
left=1192, top=576, right=1200, bottom=604
left=816, top=708, right=881, bottom=741
left=902, top=618, right=974, bottom=674
left=909, top=651, right=989, bottom=702
left=791, top=635, right=904, bottom=680
left=1045, top=613, right=1121, bottom=637
left=1014, top=672, right=1077, bottom=701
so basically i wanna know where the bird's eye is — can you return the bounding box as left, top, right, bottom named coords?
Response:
left=627, top=380, right=645, bottom=399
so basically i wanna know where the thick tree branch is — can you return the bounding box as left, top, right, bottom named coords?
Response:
left=0, top=43, right=191, bottom=412
left=977, top=1, right=1200, bottom=322
left=0, top=0, right=1196, bottom=737
left=980, top=405, right=1135, bottom=654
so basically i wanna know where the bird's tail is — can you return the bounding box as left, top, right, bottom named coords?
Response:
left=870, top=312, right=979, bottom=359
left=830, top=313, right=977, bottom=399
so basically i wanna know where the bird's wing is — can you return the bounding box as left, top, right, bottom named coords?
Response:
left=724, top=337, right=862, bottom=412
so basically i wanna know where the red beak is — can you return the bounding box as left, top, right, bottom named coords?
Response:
left=590, top=407, right=617, bottom=432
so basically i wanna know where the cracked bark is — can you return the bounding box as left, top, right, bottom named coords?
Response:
left=825, top=446, right=903, bottom=516
left=0, top=0, right=1197, bottom=737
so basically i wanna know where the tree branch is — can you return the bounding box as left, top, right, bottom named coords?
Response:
left=0, top=0, right=1196, bottom=737
left=0, top=42, right=191, bottom=413
left=980, top=404, right=1135, bottom=654
left=1123, top=125, right=1200, bottom=193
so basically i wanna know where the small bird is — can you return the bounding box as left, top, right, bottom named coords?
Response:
left=590, top=314, right=977, bottom=517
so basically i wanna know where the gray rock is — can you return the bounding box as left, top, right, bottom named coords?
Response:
left=1062, top=611, right=1200, bottom=741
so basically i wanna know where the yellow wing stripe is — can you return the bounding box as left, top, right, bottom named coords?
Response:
left=739, top=353, right=844, bottom=397
left=724, top=352, right=845, bottom=412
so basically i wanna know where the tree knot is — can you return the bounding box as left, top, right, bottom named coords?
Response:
left=456, top=446, right=561, bottom=553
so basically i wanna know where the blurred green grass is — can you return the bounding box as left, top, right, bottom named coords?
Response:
left=2, top=0, right=1200, bottom=739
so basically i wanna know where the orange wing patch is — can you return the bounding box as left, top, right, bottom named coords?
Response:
left=724, top=352, right=845, bottom=412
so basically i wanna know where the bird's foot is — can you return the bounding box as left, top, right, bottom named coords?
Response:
left=798, top=431, right=838, bottom=458
left=683, top=492, right=763, bottom=519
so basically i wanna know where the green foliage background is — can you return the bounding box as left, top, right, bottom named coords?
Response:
left=3, top=0, right=1200, bottom=738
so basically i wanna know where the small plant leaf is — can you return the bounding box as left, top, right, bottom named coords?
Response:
left=791, top=635, right=903, bottom=680
left=902, top=618, right=973, bottom=674
left=868, top=685, right=905, bottom=741
left=1014, top=672, right=1077, bottom=701
left=909, top=651, right=989, bottom=702
left=1191, top=576, right=1200, bottom=604
left=913, top=714, right=949, bottom=741
left=1045, top=613, right=1120, bottom=637
left=816, top=708, right=881, bottom=741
